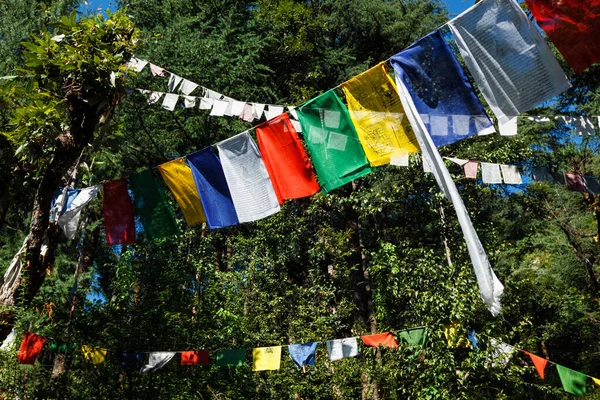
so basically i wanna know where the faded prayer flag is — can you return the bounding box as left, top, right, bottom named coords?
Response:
left=130, top=170, right=180, bottom=240
left=390, top=30, right=494, bottom=147
left=297, top=90, right=373, bottom=193
left=342, top=62, right=418, bottom=166
left=448, top=0, right=571, bottom=126
left=256, top=114, right=320, bottom=203
left=556, top=364, right=587, bottom=396
left=326, top=338, right=358, bottom=361
left=140, top=352, right=176, bottom=374
left=525, top=0, right=600, bottom=73
left=288, top=342, right=317, bottom=368
left=216, top=348, right=245, bottom=367
left=252, top=346, right=282, bottom=371
left=158, top=158, right=206, bottom=226
left=103, top=179, right=136, bottom=245
left=57, top=185, right=100, bottom=239
left=360, top=332, right=398, bottom=348
left=187, top=147, right=239, bottom=229
left=17, top=332, right=45, bottom=364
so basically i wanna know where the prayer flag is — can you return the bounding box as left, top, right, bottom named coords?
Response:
left=17, top=332, right=45, bottom=364
left=180, top=79, right=199, bottom=95
left=398, top=328, right=427, bottom=347
left=394, top=74, right=504, bottom=315
left=531, top=167, right=553, bottom=182
left=390, top=30, right=494, bottom=147
left=158, top=158, right=206, bottom=226
left=288, top=342, right=317, bottom=368
left=0, top=329, right=15, bottom=351
left=140, top=352, right=176, bottom=374
left=265, top=105, right=284, bottom=121
left=216, top=348, right=245, bottom=367
left=210, top=100, right=229, bottom=116
left=127, top=56, right=147, bottom=72
left=481, top=163, right=503, bottom=184
left=103, top=179, right=136, bottom=245
left=566, top=173, right=586, bottom=192
left=49, top=341, right=75, bottom=354
left=180, top=350, right=209, bottom=365
left=583, top=176, right=600, bottom=195
left=161, top=93, right=179, bottom=111
left=526, top=352, right=549, bottom=379
left=342, top=62, right=418, bottom=165
left=230, top=101, right=246, bottom=117
left=499, top=117, right=518, bottom=136
left=488, top=339, right=514, bottom=368
left=297, top=90, right=373, bottom=193
left=216, top=132, right=280, bottom=223
left=326, top=338, right=358, bottom=361
left=443, top=322, right=470, bottom=348
left=445, top=157, right=469, bottom=166
left=57, top=186, right=100, bottom=239
left=525, top=0, right=600, bottom=73
left=360, top=332, right=398, bottom=348
left=556, top=364, right=587, bottom=396
left=50, top=188, right=79, bottom=221
left=448, top=0, right=571, bottom=126
left=187, top=147, right=239, bottom=229
left=183, top=96, right=196, bottom=108
left=256, top=114, right=320, bottom=203
left=130, top=169, right=180, bottom=239
left=252, top=346, right=282, bottom=371
left=118, top=352, right=143, bottom=371
left=253, top=103, right=266, bottom=119
left=149, top=63, right=165, bottom=77
left=147, top=92, right=162, bottom=105
left=553, top=172, right=567, bottom=186
left=199, top=98, right=213, bottom=110
left=168, top=74, right=183, bottom=92
left=81, top=345, right=107, bottom=365
left=464, top=161, right=479, bottom=179
left=500, top=165, right=522, bottom=185
left=467, top=329, right=478, bottom=349
left=594, top=377, right=600, bottom=386
left=241, top=103, right=254, bottom=122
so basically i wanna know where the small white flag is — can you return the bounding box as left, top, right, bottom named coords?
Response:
left=161, top=93, right=179, bottom=111
left=265, top=105, right=284, bottom=121
left=168, top=74, right=183, bottom=92
left=500, top=164, right=522, bottom=184
left=140, top=352, right=176, bottom=374
left=147, top=92, right=163, bottom=105
left=252, top=103, right=266, bottom=119
left=127, top=57, right=148, bottom=72
left=199, top=98, right=214, bottom=110
left=210, top=100, right=229, bottom=116
left=326, top=338, right=358, bottom=361
left=230, top=101, right=246, bottom=117
left=499, top=117, right=518, bottom=136
left=179, top=79, right=199, bottom=95
left=182, top=96, right=196, bottom=108
left=481, top=163, right=503, bottom=184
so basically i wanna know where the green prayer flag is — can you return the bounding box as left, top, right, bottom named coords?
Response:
left=556, top=364, right=587, bottom=396
left=130, top=170, right=180, bottom=240
left=49, top=341, right=75, bottom=354
left=216, top=348, right=245, bottom=367
left=297, top=89, right=373, bottom=193
left=398, top=328, right=427, bottom=346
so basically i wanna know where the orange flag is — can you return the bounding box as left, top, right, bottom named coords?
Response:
left=526, top=352, right=549, bottom=379
left=256, top=114, right=320, bottom=204
left=360, top=332, right=398, bottom=348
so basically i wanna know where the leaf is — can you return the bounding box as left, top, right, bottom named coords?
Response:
left=14, top=142, right=27, bottom=157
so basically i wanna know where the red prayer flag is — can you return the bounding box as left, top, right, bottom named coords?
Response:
left=180, top=350, right=209, bottom=365
left=566, top=173, right=587, bottom=193
left=360, top=332, right=398, bottom=348
left=256, top=114, right=320, bottom=204
left=103, top=179, right=135, bottom=245
left=525, top=0, right=600, bottom=74
left=526, top=351, right=549, bottom=379
left=18, top=332, right=46, bottom=364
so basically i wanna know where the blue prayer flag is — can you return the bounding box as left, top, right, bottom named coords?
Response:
left=288, top=342, right=317, bottom=368
left=186, top=147, right=239, bottom=229
left=390, top=30, right=494, bottom=147
left=117, top=352, right=143, bottom=371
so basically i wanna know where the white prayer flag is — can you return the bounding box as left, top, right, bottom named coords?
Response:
left=444, top=157, right=469, bottom=166
left=58, top=186, right=101, bottom=239
left=179, top=79, right=199, bottom=95
left=149, top=63, right=165, bottom=77
left=147, top=92, right=163, bottom=105
left=223, top=101, right=235, bottom=116
left=205, top=89, right=223, bottom=100
left=481, top=163, right=503, bottom=184
left=167, top=74, right=183, bottom=92
left=252, top=103, right=266, bottom=119
left=448, top=0, right=571, bottom=126
left=210, top=100, right=229, bottom=116
left=395, top=74, right=504, bottom=316
left=230, top=101, right=246, bottom=117
left=288, top=106, right=299, bottom=120
left=326, top=338, right=358, bottom=361
left=500, top=165, right=522, bottom=184
left=199, top=98, right=214, bottom=110
left=161, top=93, right=179, bottom=111
left=127, top=57, right=148, bottom=72
left=183, top=96, right=196, bottom=108
left=217, top=131, right=280, bottom=223
left=140, top=352, right=176, bottom=374
left=265, top=105, right=285, bottom=121
left=290, top=119, right=302, bottom=133
left=499, top=117, right=518, bottom=136
left=488, top=339, right=515, bottom=368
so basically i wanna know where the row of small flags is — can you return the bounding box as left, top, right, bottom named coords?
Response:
left=7, top=325, right=600, bottom=396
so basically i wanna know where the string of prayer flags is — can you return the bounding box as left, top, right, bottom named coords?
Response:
left=140, top=352, right=176, bottom=374
left=500, top=165, right=522, bottom=185
left=130, top=170, right=180, bottom=240
left=255, top=114, right=320, bottom=203
left=361, top=332, right=398, bottom=348
left=57, top=185, right=100, bottom=240
left=252, top=346, right=282, bottom=371
left=531, top=167, right=553, bottom=182
left=187, top=147, right=239, bottom=229
left=448, top=0, right=571, bottom=130
left=288, top=342, right=318, bottom=368
left=525, top=0, right=600, bottom=74
left=81, top=346, right=107, bottom=365
left=398, top=328, right=427, bottom=347
left=216, top=348, right=246, bottom=367
left=216, top=132, right=280, bottom=223
left=17, top=332, right=45, bottom=364
left=118, top=352, right=143, bottom=371
left=390, top=30, right=495, bottom=147
left=103, top=179, right=136, bottom=246
left=158, top=158, right=206, bottom=226
left=49, top=341, right=75, bottom=354
left=180, top=350, right=209, bottom=365
left=394, top=74, right=504, bottom=315
left=525, top=352, right=549, bottom=380
left=341, top=62, right=418, bottom=166
left=556, top=364, right=587, bottom=396
left=566, top=173, right=586, bottom=193
left=297, top=90, right=373, bottom=193
left=326, top=337, right=359, bottom=361
left=481, top=163, right=503, bottom=185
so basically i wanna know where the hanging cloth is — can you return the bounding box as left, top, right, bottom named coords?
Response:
left=17, top=331, right=45, bottom=364
left=140, top=352, right=176, bottom=374
left=398, top=328, right=428, bottom=346
left=296, top=90, right=373, bottom=193
left=58, top=186, right=101, bottom=240
left=341, top=62, right=418, bottom=166
left=216, top=132, right=280, bottom=223
left=130, top=170, right=180, bottom=239
left=360, top=332, right=398, bottom=348
left=180, top=350, right=209, bottom=365
left=158, top=158, right=206, bottom=226
left=288, top=342, right=318, bottom=368
left=531, top=167, right=553, bottom=182
left=500, top=165, right=523, bottom=185
left=481, top=163, right=503, bottom=185
left=81, top=345, right=107, bottom=365
left=103, top=179, right=136, bottom=245
left=49, top=341, right=75, bottom=354
left=187, top=147, right=239, bottom=229
left=390, top=30, right=495, bottom=148
left=118, top=352, right=143, bottom=371
left=215, top=348, right=245, bottom=367
left=525, top=352, right=549, bottom=380
left=326, top=337, right=359, bottom=361
left=556, top=364, right=587, bottom=396
left=448, top=0, right=571, bottom=127
left=255, top=114, right=320, bottom=203
left=566, top=173, right=586, bottom=193
left=252, top=346, right=282, bottom=371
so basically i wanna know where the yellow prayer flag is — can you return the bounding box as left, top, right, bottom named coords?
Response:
left=252, top=346, right=282, bottom=371
left=443, top=321, right=470, bottom=349
left=342, top=62, right=419, bottom=166
left=81, top=345, right=107, bottom=365
left=593, top=377, right=600, bottom=386
left=158, top=158, right=206, bottom=226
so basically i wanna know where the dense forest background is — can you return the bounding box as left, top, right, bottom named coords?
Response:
left=1, top=0, right=600, bottom=398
